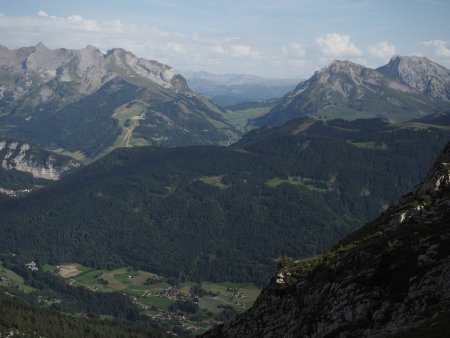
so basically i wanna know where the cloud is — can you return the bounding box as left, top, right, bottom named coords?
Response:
left=423, top=40, right=450, bottom=58
left=230, top=44, right=259, bottom=58
left=165, top=42, right=186, bottom=54
left=225, top=36, right=240, bottom=42
left=66, top=15, right=101, bottom=32
left=37, top=10, right=49, bottom=17
left=367, top=41, right=396, bottom=59
left=211, top=45, right=226, bottom=55
left=209, top=44, right=260, bottom=59
left=315, top=33, right=362, bottom=57
left=0, top=11, right=357, bottom=78
left=37, top=10, right=56, bottom=19
left=282, top=42, right=306, bottom=59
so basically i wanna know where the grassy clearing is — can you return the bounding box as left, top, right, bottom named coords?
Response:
left=199, top=176, right=227, bottom=190
left=201, top=281, right=260, bottom=312
left=0, top=264, right=35, bottom=293
left=130, top=137, right=151, bottom=146
left=265, top=176, right=329, bottom=192
left=292, top=119, right=318, bottom=135
left=50, top=148, right=87, bottom=163
left=139, top=295, right=174, bottom=310
left=349, top=141, right=387, bottom=150
left=224, top=107, right=271, bottom=132
left=42, top=263, right=57, bottom=273
left=74, top=269, right=101, bottom=286
left=199, top=296, right=227, bottom=314
left=401, top=122, right=450, bottom=131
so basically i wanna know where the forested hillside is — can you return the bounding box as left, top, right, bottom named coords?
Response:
left=0, top=117, right=449, bottom=284
left=0, top=293, right=169, bottom=338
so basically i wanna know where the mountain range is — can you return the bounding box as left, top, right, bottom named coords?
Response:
left=1, top=43, right=450, bottom=336
left=253, top=56, right=450, bottom=127
left=0, top=43, right=238, bottom=161
left=1, top=45, right=449, bottom=164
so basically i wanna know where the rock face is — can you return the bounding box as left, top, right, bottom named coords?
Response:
left=378, top=55, right=450, bottom=101
left=203, top=142, right=450, bottom=337
left=0, top=138, right=79, bottom=180
left=253, top=57, right=449, bottom=127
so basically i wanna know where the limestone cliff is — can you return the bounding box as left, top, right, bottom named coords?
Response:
left=0, top=139, right=80, bottom=180
left=378, top=56, right=450, bottom=102
left=203, top=143, right=450, bottom=337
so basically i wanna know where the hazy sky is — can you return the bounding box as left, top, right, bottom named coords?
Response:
left=1, top=0, right=449, bottom=78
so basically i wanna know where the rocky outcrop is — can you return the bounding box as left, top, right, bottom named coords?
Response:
left=107, top=48, right=188, bottom=92
left=203, top=142, right=450, bottom=337
left=378, top=55, right=450, bottom=101
left=0, top=139, right=80, bottom=180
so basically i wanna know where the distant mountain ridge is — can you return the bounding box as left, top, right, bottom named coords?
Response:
left=183, top=70, right=299, bottom=107
left=0, top=43, right=238, bottom=160
left=253, top=56, right=449, bottom=127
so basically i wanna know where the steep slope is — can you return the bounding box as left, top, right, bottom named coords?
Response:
left=253, top=59, right=446, bottom=127
left=378, top=55, right=450, bottom=101
left=0, top=118, right=448, bottom=284
left=0, top=138, right=80, bottom=199
left=0, top=138, right=79, bottom=180
left=0, top=43, right=237, bottom=159
left=203, top=142, right=450, bottom=337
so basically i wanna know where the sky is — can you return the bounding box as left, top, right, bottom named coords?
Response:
left=0, top=0, right=449, bottom=78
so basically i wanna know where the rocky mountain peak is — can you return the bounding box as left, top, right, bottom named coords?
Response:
left=378, top=55, right=450, bottom=101
left=106, top=47, right=188, bottom=92
left=305, top=59, right=372, bottom=98
left=23, top=43, right=74, bottom=80
left=328, top=59, right=364, bottom=74
left=34, top=41, right=49, bottom=52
